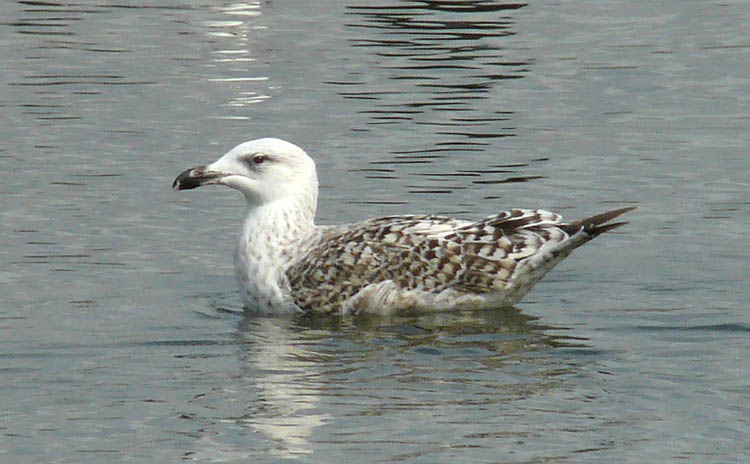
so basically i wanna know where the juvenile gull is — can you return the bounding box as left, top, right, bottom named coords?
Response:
left=173, top=138, right=635, bottom=315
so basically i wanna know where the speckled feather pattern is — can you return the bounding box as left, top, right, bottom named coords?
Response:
left=287, top=209, right=590, bottom=314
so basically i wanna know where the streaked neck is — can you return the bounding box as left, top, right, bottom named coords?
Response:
left=234, top=196, right=317, bottom=311
left=242, top=195, right=316, bottom=251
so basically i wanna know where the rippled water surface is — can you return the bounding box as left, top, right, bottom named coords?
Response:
left=2, top=0, right=749, bottom=462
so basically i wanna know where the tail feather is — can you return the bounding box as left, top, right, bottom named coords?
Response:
left=561, top=206, right=637, bottom=238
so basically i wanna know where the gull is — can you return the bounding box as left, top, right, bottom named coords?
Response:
left=173, top=138, right=635, bottom=315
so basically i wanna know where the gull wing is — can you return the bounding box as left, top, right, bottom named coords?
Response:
left=286, top=207, right=635, bottom=313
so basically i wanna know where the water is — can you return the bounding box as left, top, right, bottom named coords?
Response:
left=1, top=0, right=748, bottom=462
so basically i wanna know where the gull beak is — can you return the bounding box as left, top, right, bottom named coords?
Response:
left=172, top=166, right=224, bottom=190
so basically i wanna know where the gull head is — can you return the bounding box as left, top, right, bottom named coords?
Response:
left=173, top=138, right=318, bottom=208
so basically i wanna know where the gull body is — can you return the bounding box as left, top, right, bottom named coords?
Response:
left=173, top=138, right=634, bottom=315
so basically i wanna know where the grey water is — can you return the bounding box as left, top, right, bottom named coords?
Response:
left=1, top=0, right=749, bottom=462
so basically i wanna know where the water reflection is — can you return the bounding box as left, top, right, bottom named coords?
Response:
left=335, top=1, right=548, bottom=208
left=340, top=1, right=529, bottom=138
left=232, top=316, right=332, bottom=458
left=204, top=2, right=271, bottom=112
left=230, top=307, right=583, bottom=457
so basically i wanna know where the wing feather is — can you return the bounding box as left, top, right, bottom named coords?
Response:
left=286, top=207, right=634, bottom=313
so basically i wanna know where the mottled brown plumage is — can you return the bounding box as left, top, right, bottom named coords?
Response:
left=287, top=207, right=636, bottom=314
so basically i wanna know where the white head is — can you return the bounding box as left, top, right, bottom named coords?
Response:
left=173, top=138, right=319, bottom=214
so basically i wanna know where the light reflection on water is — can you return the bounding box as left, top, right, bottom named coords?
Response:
left=343, top=2, right=528, bottom=125
left=181, top=306, right=584, bottom=459
left=338, top=2, right=533, bottom=176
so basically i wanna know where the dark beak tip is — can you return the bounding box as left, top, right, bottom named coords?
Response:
left=172, top=166, right=217, bottom=191
left=172, top=168, right=194, bottom=191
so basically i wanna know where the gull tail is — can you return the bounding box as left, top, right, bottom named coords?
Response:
left=561, top=206, right=638, bottom=241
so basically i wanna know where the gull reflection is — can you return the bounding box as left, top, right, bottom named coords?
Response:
left=235, top=316, right=331, bottom=458
left=230, top=304, right=584, bottom=458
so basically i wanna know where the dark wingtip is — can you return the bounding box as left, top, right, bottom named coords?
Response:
left=563, top=205, right=638, bottom=237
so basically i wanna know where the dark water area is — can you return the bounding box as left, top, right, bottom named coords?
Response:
left=1, top=0, right=748, bottom=462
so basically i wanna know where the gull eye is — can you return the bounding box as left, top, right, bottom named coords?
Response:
left=251, top=154, right=268, bottom=165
